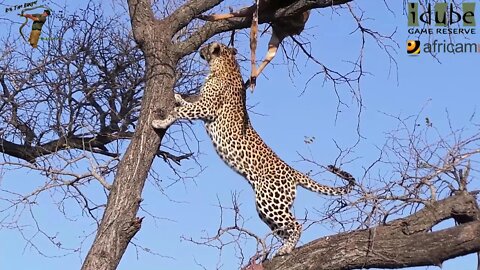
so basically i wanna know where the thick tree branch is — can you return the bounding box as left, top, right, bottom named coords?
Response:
left=177, top=0, right=353, bottom=56
left=165, top=0, right=223, bottom=36
left=0, top=133, right=133, bottom=163
left=263, top=193, right=480, bottom=270
left=127, top=0, right=156, bottom=45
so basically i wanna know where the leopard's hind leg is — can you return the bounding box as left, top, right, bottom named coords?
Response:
left=254, top=180, right=301, bottom=256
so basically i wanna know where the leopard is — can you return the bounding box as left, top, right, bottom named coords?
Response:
left=152, top=42, right=355, bottom=256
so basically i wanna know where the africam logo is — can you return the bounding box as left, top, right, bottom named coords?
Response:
left=407, top=40, right=421, bottom=54
left=5, top=1, right=53, bottom=48
left=407, top=39, right=480, bottom=55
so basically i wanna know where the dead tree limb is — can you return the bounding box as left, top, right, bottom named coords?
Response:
left=264, top=192, right=480, bottom=270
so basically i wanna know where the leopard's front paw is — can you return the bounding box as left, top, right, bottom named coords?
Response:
left=276, top=245, right=293, bottom=256
left=174, top=93, right=190, bottom=106
left=152, top=115, right=176, bottom=129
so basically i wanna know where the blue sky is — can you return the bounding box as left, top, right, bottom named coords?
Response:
left=0, top=0, right=479, bottom=269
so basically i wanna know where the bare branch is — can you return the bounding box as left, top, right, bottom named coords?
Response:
left=264, top=193, right=480, bottom=270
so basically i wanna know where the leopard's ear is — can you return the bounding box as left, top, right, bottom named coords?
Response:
left=231, top=48, right=237, bottom=55
left=210, top=43, right=221, bottom=57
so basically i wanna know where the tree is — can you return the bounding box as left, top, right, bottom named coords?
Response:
left=0, top=0, right=479, bottom=269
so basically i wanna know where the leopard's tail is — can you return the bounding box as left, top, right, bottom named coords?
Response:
left=296, top=165, right=355, bottom=196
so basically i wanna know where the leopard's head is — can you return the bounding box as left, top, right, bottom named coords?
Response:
left=200, top=42, right=239, bottom=75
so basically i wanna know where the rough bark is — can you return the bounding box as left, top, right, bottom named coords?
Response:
left=263, top=192, right=480, bottom=270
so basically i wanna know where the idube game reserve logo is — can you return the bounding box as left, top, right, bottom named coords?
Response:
left=406, top=2, right=479, bottom=55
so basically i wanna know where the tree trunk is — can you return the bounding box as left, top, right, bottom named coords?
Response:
left=81, top=1, right=177, bottom=267
left=81, top=61, right=175, bottom=269
left=263, top=192, right=480, bottom=270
